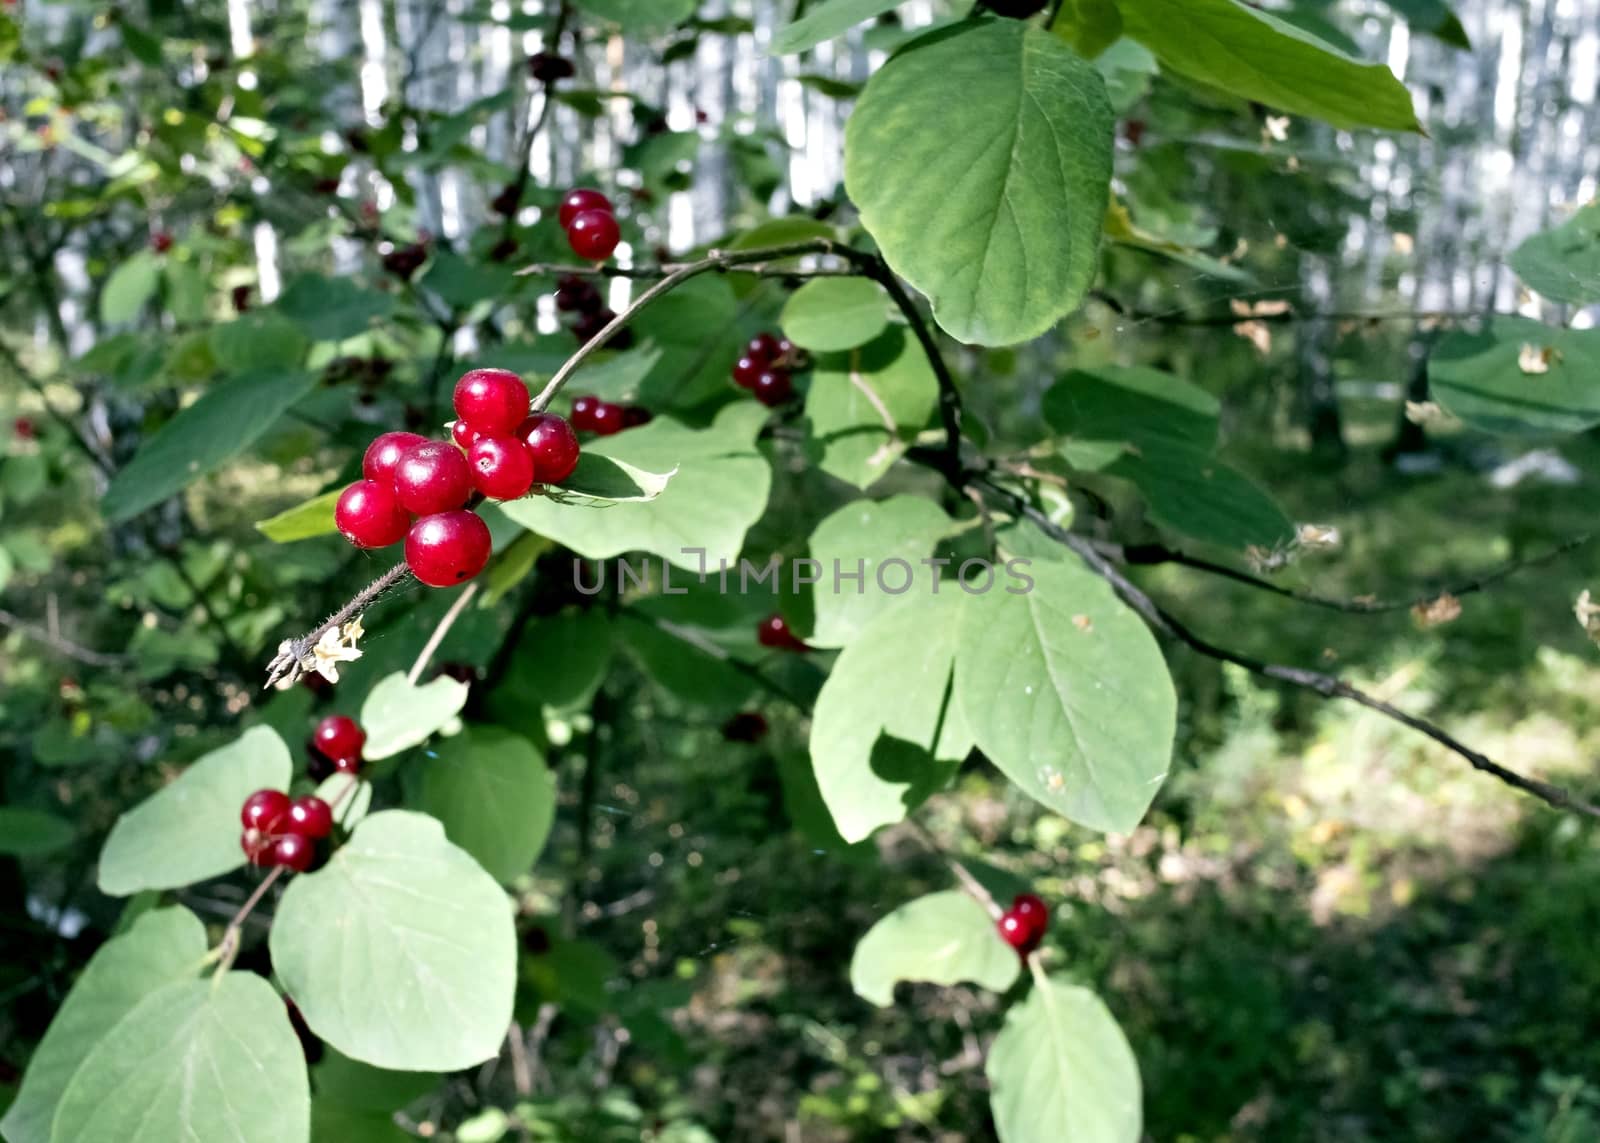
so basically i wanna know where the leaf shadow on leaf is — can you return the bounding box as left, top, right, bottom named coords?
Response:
left=867, top=733, right=962, bottom=814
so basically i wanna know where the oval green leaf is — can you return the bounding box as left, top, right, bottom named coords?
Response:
left=414, top=727, right=556, bottom=884
left=804, top=326, right=939, bottom=490
left=359, top=672, right=470, bottom=761
left=255, top=488, right=341, bottom=543
left=1509, top=202, right=1600, bottom=306
left=780, top=277, right=891, bottom=353
left=0, top=807, right=74, bottom=857
left=850, top=890, right=1020, bottom=1007
left=1430, top=318, right=1600, bottom=436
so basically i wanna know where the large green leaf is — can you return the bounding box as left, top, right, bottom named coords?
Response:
left=1117, top=0, right=1421, bottom=131
left=987, top=975, right=1141, bottom=1143
left=269, top=811, right=516, bottom=1071
left=102, top=368, right=317, bottom=521
left=542, top=452, right=676, bottom=506
left=360, top=672, right=470, bottom=760
left=1043, top=366, right=1218, bottom=449
left=621, top=614, right=757, bottom=713
left=850, top=891, right=1020, bottom=1007
left=771, top=0, right=900, bottom=54
left=1384, top=0, right=1470, bottom=48
left=255, top=488, right=341, bottom=542
left=413, top=728, right=555, bottom=884
left=845, top=19, right=1114, bottom=346
left=97, top=726, right=292, bottom=895
left=50, top=973, right=310, bottom=1143
left=0, top=807, right=74, bottom=857
left=1, top=908, right=206, bottom=1143
left=573, top=0, right=695, bottom=31
left=1430, top=318, right=1600, bottom=436
left=780, top=278, right=891, bottom=353
left=804, top=326, right=938, bottom=490
left=1509, top=203, right=1600, bottom=305
left=954, top=557, right=1174, bottom=833
left=274, top=274, right=394, bottom=342
left=100, top=251, right=162, bottom=325
left=1104, top=447, right=1293, bottom=550
left=810, top=592, right=972, bottom=842
left=502, top=404, right=771, bottom=571
left=806, top=494, right=952, bottom=648
left=210, top=312, right=309, bottom=371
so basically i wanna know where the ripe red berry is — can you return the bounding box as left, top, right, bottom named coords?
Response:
left=746, top=332, right=782, bottom=363
left=335, top=480, right=411, bottom=549
left=12, top=417, right=36, bottom=441
left=313, top=715, right=365, bottom=765
left=557, top=187, right=613, bottom=229
left=393, top=441, right=472, bottom=515
left=240, top=789, right=290, bottom=832
left=241, top=829, right=273, bottom=867
left=406, top=510, right=493, bottom=587
left=555, top=275, right=602, bottom=313
left=286, top=796, right=334, bottom=840
left=621, top=406, right=652, bottom=429
left=150, top=231, right=174, bottom=254
left=572, top=308, right=623, bottom=346
left=731, top=355, right=764, bottom=390
left=468, top=436, right=536, bottom=500
left=518, top=413, right=582, bottom=484
left=567, top=209, right=621, bottom=262
left=453, top=368, right=530, bottom=436
left=1010, top=893, right=1048, bottom=928
left=272, top=833, right=315, bottom=872
left=757, top=614, right=807, bottom=652
left=362, top=431, right=429, bottom=485
left=450, top=419, right=479, bottom=450
left=588, top=401, right=625, bottom=436
left=569, top=395, right=602, bottom=433
left=333, top=754, right=364, bottom=774
left=751, top=369, right=794, bottom=407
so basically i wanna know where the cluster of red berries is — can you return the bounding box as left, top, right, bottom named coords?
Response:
left=757, top=613, right=808, bottom=652
left=996, top=892, right=1049, bottom=956
left=333, top=367, right=581, bottom=587
left=239, top=789, right=333, bottom=872
left=559, top=187, right=621, bottom=263
left=568, top=394, right=650, bottom=437
left=554, top=275, right=628, bottom=346
left=732, top=332, right=801, bottom=408
left=382, top=236, right=430, bottom=281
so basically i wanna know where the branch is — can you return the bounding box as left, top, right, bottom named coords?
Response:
left=264, top=560, right=413, bottom=690
left=0, top=608, right=129, bottom=668
left=407, top=583, right=478, bottom=685
left=1091, top=291, right=1515, bottom=329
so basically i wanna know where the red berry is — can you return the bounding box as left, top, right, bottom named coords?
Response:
left=313, top=715, right=365, bottom=765
left=731, top=355, right=764, bottom=390
left=528, top=52, right=575, bottom=82
left=150, top=231, right=174, bottom=254
left=335, top=480, right=411, bottom=549
left=567, top=210, right=620, bottom=262
left=757, top=614, right=807, bottom=652
left=12, top=417, right=36, bottom=441
left=450, top=419, right=479, bottom=450
left=751, top=369, right=794, bottom=407
left=572, top=308, right=622, bottom=346
left=997, top=907, right=1045, bottom=956
left=453, top=368, right=530, bottom=436
left=588, top=401, right=625, bottom=436
left=557, top=187, right=613, bottom=229
left=241, top=829, right=273, bottom=866
left=555, top=275, right=602, bottom=313
left=406, top=510, right=493, bottom=587
left=272, top=833, right=315, bottom=873
left=621, top=406, right=652, bottom=429
left=468, top=436, right=536, bottom=500
left=333, top=754, right=364, bottom=774
left=569, top=395, right=602, bottom=433
left=393, top=441, right=472, bottom=515
left=240, top=789, right=290, bottom=832
left=746, top=332, right=782, bottom=363
left=1010, top=893, right=1048, bottom=929
left=518, top=413, right=582, bottom=483
left=774, top=337, right=797, bottom=362
left=362, top=431, right=429, bottom=485
left=286, top=796, right=334, bottom=840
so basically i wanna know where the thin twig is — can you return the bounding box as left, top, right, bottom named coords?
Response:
left=0, top=608, right=129, bottom=667
left=212, top=865, right=286, bottom=977
left=909, top=822, right=1003, bottom=920
left=264, top=561, right=413, bottom=689
left=407, top=583, right=479, bottom=685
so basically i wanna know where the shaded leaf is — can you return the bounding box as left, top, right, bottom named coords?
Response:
left=851, top=890, right=1020, bottom=1007
left=1430, top=318, right=1600, bottom=435
left=804, top=326, right=939, bottom=489
left=414, top=728, right=555, bottom=883
left=0, top=807, right=74, bottom=857
left=806, top=494, right=952, bottom=648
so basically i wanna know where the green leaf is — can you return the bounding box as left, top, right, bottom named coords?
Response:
left=97, top=726, right=293, bottom=895
left=552, top=346, right=664, bottom=403
left=804, top=326, right=939, bottom=490
left=315, top=773, right=373, bottom=831
left=100, top=251, right=162, bottom=325
left=621, top=614, right=757, bottom=713
left=987, top=976, right=1142, bottom=1143
left=807, top=494, right=952, bottom=648
left=850, top=890, right=1020, bottom=1007
left=414, top=728, right=555, bottom=884
left=502, top=404, right=771, bottom=571
left=1430, top=318, right=1600, bottom=436
left=1509, top=202, right=1600, bottom=305
left=487, top=610, right=614, bottom=718
left=810, top=593, right=972, bottom=842
left=574, top=0, right=695, bottom=31
left=255, top=488, right=341, bottom=542
left=1, top=908, right=206, bottom=1143
left=541, top=451, right=676, bottom=506
left=359, top=672, right=470, bottom=760
left=269, top=811, right=517, bottom=1071
left=312, top=1048, right=439, bottom=1114
left=211, top=313, right=309, bottom=371
left=954, top=557, right=1174, bottom=833
left=845, top=19, right=1113, bottom=346
left=50, top=973, right=310, bottom=1143
left=1117, top=0, right=1421, bottom=131
left=1051, top=0, right=1124, bottom=58
left=726, top=217, right=838, bottom=252
left=1093, top=38, right=1159, bottom=112
left=102, top=368, right=317, bottom=522
left=1105, top=447, right=1294, bottom=551
left=1384, top=0, right=1470, bottom=48
left=1043, top=365, right=1218, bottom=449
left=0, top=807, right=74, bottom=857
left=420, top=252, right=516, bottom=309
left=779, top=278, right=891, bottom=353
left=770, top=0, right=899, bottom=54
left=275, top=274, right=395, bottom=342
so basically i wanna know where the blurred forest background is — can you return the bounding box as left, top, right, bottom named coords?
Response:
left=4, top=0, right=1600, bottom=1140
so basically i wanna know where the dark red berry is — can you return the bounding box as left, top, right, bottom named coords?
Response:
left=312, top=176, right=341, bottom=195
left=746, top=332, right=782, bottom=363
left=557, top=187, right=613, bottom=229
left=313, top=715, right=365, bottom=765
left=567, top=210, right=621, bottom=262
left=722, top=711, right=768, bottom=742
left=489, top=236, right=519, bottom=263
left=272, top=833, right=315, bottom=873
left=518, top=413, right=582, bottom=484
left=453, top=368, right=530, bottom=436
left=382, top=243, right=428, bottom=281
left=731, top=355, right=764, bottom=390
left=335, top=480, right=411, bottom=549
left=751, top=369, right=794, bottom=407
left=468, top=436, right=536, bottom=500
left=757, top=614, right=807, bottom=652
left=150, top=231, right=174, bottom=254
left=1010, top=893, right=1048, bottom=929
left=621, top=406, right=652, bottom=429
left=305, top=741, right=335, bottom=782
left=240, top=789, right=290, bottom=832
left=569, top=395, right=602, bottom=433
left=572, top=308, right=621, bottom=346
left=12, top=417, right=36, bottom=441
left=774, top=337, right=797, bottom=363
left=286, top=796, right=334, bottom=840
left=406, top=510, right=493, bottom=587
left=555, top=275, right=602, bottom=313
left=997, top=907, right=1045, bottom=956
left=362, top=431, right=429, bottom=485
left=527, top=52, right=575, bottom=82
left=333, top=754, right=364, bottom=775
left=231, top=285, right=252, bottom=313
left=588, top=401, right=625, bottom=436
left=450, top=419, right=479, bottom=450
left=241, top=829, right=273, bottom=867
left=393, top=441, right=472, bottom=515
left=489, top=183, right=521, bottom=217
